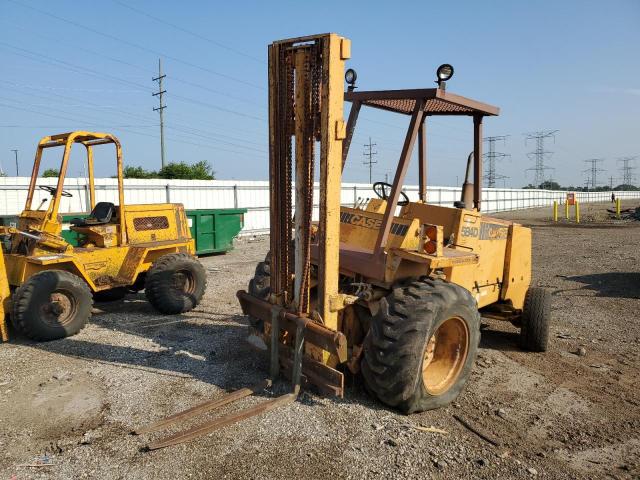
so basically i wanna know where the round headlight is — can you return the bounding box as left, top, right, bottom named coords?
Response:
left=436, top=64, right=454, bottom=82
left=345, top=68, right=357, bottom=85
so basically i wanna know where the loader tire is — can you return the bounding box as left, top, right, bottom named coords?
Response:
left=361, top=278, right=480, bottom=414
left=12, top=270, right=92, bottom=341
left=93, top=287, right=127, bottom=303
left=519, top=287, right=551, bottom=352
left=247, top=252, right=271, bottom=331
left=145, top=253, right=206, bottom=314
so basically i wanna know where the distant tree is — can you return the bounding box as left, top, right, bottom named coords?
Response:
left=539, top=181, right=561, bottom=190
left=42, top=168, right=59, bottom=178
left=522, top=183, right=536, bottom=189
left=122, top=165, right=157, bottom=179
left=158, top=161, right=214, bottom=180
left=614, top=184, right=638, bottom=191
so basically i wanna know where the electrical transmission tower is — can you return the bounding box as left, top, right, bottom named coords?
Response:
left=617, top=156, right=637, bottom=187
left=582, top=158, right=605, bottom=190
left=524, top=130, right=558, bottom=187
left=483, top=135, right=510, bottom=187
left=153, top=58, right=167, bottom=168
left=362, top=137, right=378, bottom=183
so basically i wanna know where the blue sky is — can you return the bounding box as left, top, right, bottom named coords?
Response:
left=1, top=0, right=638, bottom=187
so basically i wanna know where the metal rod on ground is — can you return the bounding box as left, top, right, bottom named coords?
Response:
left=575, top=200, right=580, bottom=223
left=565, top=200, right=569, bottom=219
left=553, top=201, right=558, bottom=222
left=616, top=198, right=621, bottom=219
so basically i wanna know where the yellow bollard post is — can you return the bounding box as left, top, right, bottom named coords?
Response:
left=575, top=200, right=580, bottom=223
left=616, top=198, right=621, bottom=219
left=564, top=200, right=569, bottom=219
left=553, top=201, right=558, bottom=222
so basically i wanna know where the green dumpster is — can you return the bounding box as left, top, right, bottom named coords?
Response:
left=185, top=208, right=246, bottom=255
left=0, top=208, right=246, bottom=256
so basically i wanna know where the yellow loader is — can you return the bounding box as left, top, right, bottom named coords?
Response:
left=0, top=131, right=206, bottom=342
left=135, top=33, right=550, bottom=450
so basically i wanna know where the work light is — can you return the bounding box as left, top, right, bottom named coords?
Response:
left=436, top=64, right=454, bottom=89
left=345, top=68, right=357, bottom=91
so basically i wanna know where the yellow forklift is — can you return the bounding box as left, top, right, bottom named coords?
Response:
left=0, top=131, right=206, bottom=342
left=135, top=33, right=549, bottom=449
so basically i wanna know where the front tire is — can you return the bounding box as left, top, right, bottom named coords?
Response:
left=519, top=287, right=551, bottom=352
left=12, top=270, right=92, bottom=341
left=145, top=253, right=206, bottom=314
left=247, top=252, right=271, bottom=331
left=362, top=278, right=480, bottom=414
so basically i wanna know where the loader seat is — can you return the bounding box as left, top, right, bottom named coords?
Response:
left=70, top=202, right=115, bottom=226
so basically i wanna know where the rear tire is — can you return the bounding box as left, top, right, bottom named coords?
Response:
left=145, top=253, right=206, bottom=314
left=362, top=278, right=480, bottom=414
left=12, top=270, right=92, bottom=341
left=519, top=287, right=551, bottom=352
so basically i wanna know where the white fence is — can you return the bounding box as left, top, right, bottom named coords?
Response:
left=0, top=177, right=638, bottom=234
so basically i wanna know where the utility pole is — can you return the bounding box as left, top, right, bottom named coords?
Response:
left=524, top=130, right=558, bottom=187
left=362, top=137, right=377, bottom=184
left=11, top=149, right=18, bottom=176
left=153, top=58, right=167, bottom=169
left=617, top=156, right=637, bottom=187
left=582, top=158, right=605, bottom=190
left=609, top=176, right=615, bottom=189
left=483, top=135, right=510, bottom=187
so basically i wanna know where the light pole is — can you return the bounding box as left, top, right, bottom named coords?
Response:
left=11, top=149, right=18, bottom=176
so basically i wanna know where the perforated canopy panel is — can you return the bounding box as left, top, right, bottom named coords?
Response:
left=345, top=88, right=499, bottom=116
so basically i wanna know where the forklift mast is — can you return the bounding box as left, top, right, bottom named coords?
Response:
left=268, top=34, right=351, bottom=331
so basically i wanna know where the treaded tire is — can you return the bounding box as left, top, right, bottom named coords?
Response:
left=362, top=277, right=480, bottom=414
left=12, top=270, right=92, bottom=341
left=145, top=253, right=206, bottom=314
left=93, top=287, right=127, bottom=303
left=519, top=287, right=551, bottom=352
left=247, top=252, right=271, bottom=330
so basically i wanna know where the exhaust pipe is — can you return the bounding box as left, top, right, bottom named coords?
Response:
left=454, top=152, right=474, bottom=209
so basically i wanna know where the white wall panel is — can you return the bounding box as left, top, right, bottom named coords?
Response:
left=0, top=177, right=638, bottom=233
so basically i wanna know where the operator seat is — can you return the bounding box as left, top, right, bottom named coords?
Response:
left=70, top=202, right=115, bottom=226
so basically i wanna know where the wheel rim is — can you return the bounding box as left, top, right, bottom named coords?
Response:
left=40, top=289, right=78, bottom=327
left=172, top=269, right=195, bottom=294
left=421, top=316, right=470, bottom=395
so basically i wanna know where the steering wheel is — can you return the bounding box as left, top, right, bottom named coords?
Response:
left=39, top=185, right=73, bottom=198
left=372, top=181, right=410, bottom=206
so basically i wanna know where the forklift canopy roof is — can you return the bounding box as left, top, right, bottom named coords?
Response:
left=344, top=89, right=499, bottom=117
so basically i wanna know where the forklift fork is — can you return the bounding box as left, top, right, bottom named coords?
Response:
left=134, top=308, right=305, bottom=450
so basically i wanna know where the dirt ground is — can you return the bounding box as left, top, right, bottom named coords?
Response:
left=1, top=201, right=639, bottom=480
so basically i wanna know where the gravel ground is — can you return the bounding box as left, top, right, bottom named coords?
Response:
left=1, top=201, right=639, bottom=479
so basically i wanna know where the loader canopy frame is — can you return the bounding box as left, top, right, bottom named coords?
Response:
left=342, top=88, right=499, bottom=262
left=24, top=131, right=126, bottom=244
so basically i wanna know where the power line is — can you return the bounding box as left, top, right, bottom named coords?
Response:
left=582, top=158, right=605, bottom=190
left=0, top=101, right=261, bottom=160
left=6, top=0, right=264, bottom=90
left=524, top=130, right=558, bottom=186
left=0, top=21, right=265, bottom=108
left=617, top=156, right=638, bottom=186
left=0, top=42, right=265, bottom=122
left=362, top=137, right=378, bottom=183
left=483, top=135, right=510, bottom=187
left=110, top=0, right=264, bottom=64
left=152, top=59, right=167, bottom=168
left=0, top=81, right=267, bottom=153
